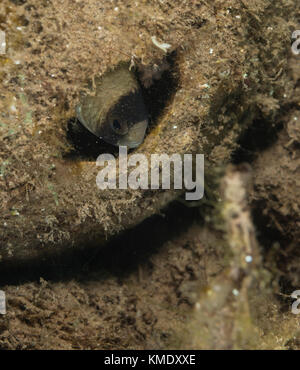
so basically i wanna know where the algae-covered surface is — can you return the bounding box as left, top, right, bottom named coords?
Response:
left=0, top=0, right=300, bottom=349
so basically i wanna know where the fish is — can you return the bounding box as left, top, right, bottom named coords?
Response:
left=75, top=64, right=148, bottom=149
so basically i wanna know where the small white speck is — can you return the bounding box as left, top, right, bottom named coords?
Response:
left=283, top=94, right=287, bottom=98
left=232, top=289, right=239, bottom=296
left=4, top=222, right=7, bottom=227
left=14, top=60, right=21, bottom=65
left=209, top=48, right=214, bottom=54
left=294, top=116, right=298, bottom=121
left=173, top=125, right=177, bottom=129
left=245, top=255, right=253, bottom=263
left=16, top=26, right=23, bottom=31
left=199, top=83, right=210, bottom=89
left=98, top=26, right=102, bottom=30
left=114, top=7, right=119, bottom=11
left=151, top=36, right=171, bottom=53
left=51, top=74, right=55, bottom=77
left=10, top=104, right=17, bottom=113
left=214, top=284, right=221, bottom=292
left=236, top=15, right=241, bottom=19
left=38, top=130, right=42, bottom=134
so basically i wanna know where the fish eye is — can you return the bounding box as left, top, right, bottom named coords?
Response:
left=113, top=119, right=121, bottom=131
left=111, top=119, right=128, bottom=135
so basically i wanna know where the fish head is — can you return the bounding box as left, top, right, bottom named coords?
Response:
left=75, top=65, right=149, bottom=149
left=102, top=91, right=148, bottom=148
